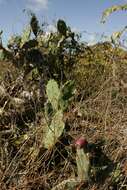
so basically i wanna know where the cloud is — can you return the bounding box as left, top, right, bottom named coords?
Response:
left=26, top=0, right=49, bottom=12
left=71, top=27, right=80, bottom=33
left=47, top=24, right=56, bottom=32
left=81, top=32, right=98, bottom=45
left=87, top=34, right=97, bottom=45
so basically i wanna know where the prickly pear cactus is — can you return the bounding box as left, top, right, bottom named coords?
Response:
left=46, top=79, right=60, bottom=111
left=43, top=110, right=64, bottom=149
left=76, top=148, right=90, bottom=181
left=57, top=19, right=67, bottom=36
left=59, top=80, right=75, bottom=111
left=44, top=79, right=75, bottom=149
left=51, top=147, right=90, bottom=190
left=44, top=101, right=53, bottom=121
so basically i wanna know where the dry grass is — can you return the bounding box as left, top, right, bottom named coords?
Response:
left=0, top=50, right=127, bottom=190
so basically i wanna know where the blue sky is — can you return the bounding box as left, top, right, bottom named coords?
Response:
left=0, top=0, right=127, bottom=45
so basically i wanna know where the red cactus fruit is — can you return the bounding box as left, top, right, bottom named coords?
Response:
left=74, top=137, right=88, bottom=149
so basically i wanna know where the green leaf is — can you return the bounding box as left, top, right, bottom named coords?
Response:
left=43, top=110, right=65, bottom=149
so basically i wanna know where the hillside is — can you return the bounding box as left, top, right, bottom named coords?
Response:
left=0, top=17, right=127, bottom=190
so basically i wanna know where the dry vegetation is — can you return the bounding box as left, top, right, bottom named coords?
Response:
left=0, top=13, right=127, bottom=190
left=0, top=43, right=127, bottom=190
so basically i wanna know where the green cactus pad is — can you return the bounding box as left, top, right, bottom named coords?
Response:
left=43, top=110, right=64, bottom=149
left=59, top=80, right=75, bottom=111
left=46, top=79, right=60, bottom=111
left=76, top=148, right=90, bottom=181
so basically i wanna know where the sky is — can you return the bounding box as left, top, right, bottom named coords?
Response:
left=0, top=0, right=127, bottom=45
